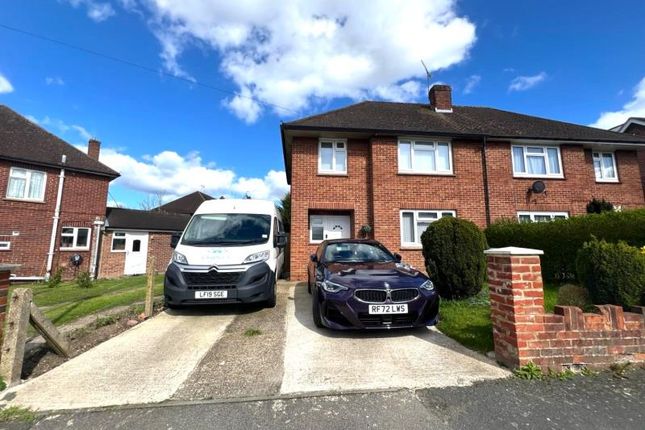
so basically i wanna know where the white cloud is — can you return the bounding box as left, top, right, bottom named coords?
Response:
left=46, top=76, right=65, bottom=86
left=64, top=0, right=115, bottom=22
left=132, top=0, right=476, bottom=122
left=590, top=76, right=645, bottom=129
left=508, top=72, right=547, bottom=92
left=27, top=115, right=93, bottom=143
left=463, top=74, right=481, bottom=94
left=0, top=73, right=14, bottom=94
left=77, top=145, right=289, bottom=202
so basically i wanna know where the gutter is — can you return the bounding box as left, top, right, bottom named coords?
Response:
left=45, top=157, right=66, bottom=280
left=481, top=136, right=491, bottom=226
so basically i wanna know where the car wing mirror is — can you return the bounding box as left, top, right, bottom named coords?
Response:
left=310, top=254, right=318, bottom=263
left=393, top=253, right=402, bottom=262
left=170, top=232, right=181, bottom=249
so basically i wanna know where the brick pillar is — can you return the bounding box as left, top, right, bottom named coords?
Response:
left=485, top=247, right=545, bottom=369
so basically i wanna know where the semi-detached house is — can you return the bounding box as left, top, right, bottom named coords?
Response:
left=281, top=85, right=645, bottom=281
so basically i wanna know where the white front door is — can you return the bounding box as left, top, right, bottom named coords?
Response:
left=124, top=232, right=149, bottom=275
left=310, top=215, right=351, bottom=242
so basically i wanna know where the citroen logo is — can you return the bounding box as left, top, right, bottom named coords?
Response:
left=384, top=282, right=392, bottom=301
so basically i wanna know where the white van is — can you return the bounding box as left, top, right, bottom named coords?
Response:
left=164, top=199, right=287, bottom=308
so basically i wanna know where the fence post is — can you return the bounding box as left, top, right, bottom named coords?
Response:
left=484, top=246, right=545, bottom=369
left=0, top=288, right=32, bottom=386
left=145, top=255, right=156, bottom=318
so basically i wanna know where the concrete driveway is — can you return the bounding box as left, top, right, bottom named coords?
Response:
left=1, top=282, right=509, bottom=412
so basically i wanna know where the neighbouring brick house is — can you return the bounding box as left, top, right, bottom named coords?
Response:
left=611, top=117, right=645, bottom=195
left=281, top=85, right=645, bottom=280
left=97, top=192, right=211, bottom=278
left=0, top=105, right=119, bottom=279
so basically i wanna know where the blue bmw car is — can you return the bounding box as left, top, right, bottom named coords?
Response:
left=307, top=239, right=439, bottom=330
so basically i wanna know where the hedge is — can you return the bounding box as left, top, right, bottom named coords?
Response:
left=485, top=208, right=645, bottom=281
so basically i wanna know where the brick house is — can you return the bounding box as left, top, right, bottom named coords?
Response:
left=281, top=85, right=645, bottom=280
left=611, top=117, right=645, bottom=194
left=0, top=105, right=119, bottom=280
left=97, top=192, right=211, bottom=278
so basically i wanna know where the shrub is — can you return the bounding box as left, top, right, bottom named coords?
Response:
left=75, top=271, right=93, bottom=289
left=421, top=217, right=487, bottom=299
left=485, top=209, right=645, bottom=281
left=586, top=198, right=614, bottom=214
left=47, top=267, right=64, bottom=288
left=575, top=238, right=645, bottom=308
left=556, top=284, right=591, bottom=309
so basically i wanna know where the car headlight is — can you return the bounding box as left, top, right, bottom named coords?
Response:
left=318, top=280, right=349, bottom=293
left=420, top=279, right=435, bottom=291
left=173, top=251, right=188, bottom=265
left=243, top=250, right=270, bottom=264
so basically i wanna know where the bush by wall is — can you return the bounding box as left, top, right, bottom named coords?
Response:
left=421, top=217, right=487, bottom=299
left=556, top=284, right=592, bottom=310
left=586, top=198, right=614, bottom=214
left=485, top=209, right=645, bottom=281
left=575, top=238, right=645, bottom=308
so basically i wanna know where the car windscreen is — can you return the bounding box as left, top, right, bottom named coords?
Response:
left=324, top=242, right=395, bottom=263
left=181, top=214, right=271, bottom=246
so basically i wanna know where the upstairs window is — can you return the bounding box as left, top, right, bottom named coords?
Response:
left=6, top=167, right=46, bottom=201
left=318, top=139, right=347, bottom=174
left=400, top=210, right=455, bottom=247
left=60, top=227, right=91, bottom=250
left=398, top=139, right=452, bottom=174
left=512, top=145, right=563, bottom=178
left=592, top=152, right=618, bottom=182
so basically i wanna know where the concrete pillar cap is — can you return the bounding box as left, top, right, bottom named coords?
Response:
left=484, top=246, right=544, bottom=256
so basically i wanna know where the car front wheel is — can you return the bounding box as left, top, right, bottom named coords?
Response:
left=312, top=292, right=324, bottom=328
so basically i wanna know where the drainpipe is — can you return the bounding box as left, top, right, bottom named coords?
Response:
left=481, top=136, right=492, bottom=226
left=89, top=218, right=104, bottom=279
left=45, top=155, right=66, bottom=280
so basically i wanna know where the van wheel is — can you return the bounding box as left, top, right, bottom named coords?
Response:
left=312, top=294, right=324, bottom=328
left=265, top=278, right=277, bottom=308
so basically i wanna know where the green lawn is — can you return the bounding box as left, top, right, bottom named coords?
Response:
left=11, top=275, right=164, bottom=326
left=437, top=283, right=559, bottom=353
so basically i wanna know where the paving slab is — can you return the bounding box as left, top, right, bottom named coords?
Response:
left=280, top=284, right=509, bottom=394
left=1, top=309, right=236, bottom=411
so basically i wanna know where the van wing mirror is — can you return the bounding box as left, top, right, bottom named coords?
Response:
left=170, top=232, right=181, bottom=249
left=274, top=232, right=288, bottom=248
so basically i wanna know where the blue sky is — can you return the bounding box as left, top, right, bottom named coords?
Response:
left=1, top=1, right=644, bottom=208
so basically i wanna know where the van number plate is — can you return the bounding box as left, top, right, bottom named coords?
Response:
left=195, top=290, right=228, bottom=299
left=368, top=304, right=408, bottom=314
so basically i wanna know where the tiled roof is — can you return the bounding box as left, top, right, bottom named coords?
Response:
left=157, top=191, right=213, bottom=214
left=105, top=207, right=190, bottom=231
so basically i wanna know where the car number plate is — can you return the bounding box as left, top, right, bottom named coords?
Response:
left=368, top=304, right=408, bottom=314
left=194, top=290, right=228, bottom=299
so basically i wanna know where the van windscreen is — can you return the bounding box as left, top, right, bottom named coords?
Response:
left=182, top=214, right=272, bottom=246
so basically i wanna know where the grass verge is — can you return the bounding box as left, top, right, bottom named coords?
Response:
left=438, top=283, right=559, bottom=353
left=0, top=406, right=37, bottom=423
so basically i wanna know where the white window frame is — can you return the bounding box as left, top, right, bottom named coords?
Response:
left=398, top=138, right=453, bottom=175
left=111, top=232, right=126, bottom=252
left=511, top=145, right=564, bottom=178
left=592, top=151, right=619, bottom=183
left=60, top=227, right=91, bottom=251
left=6, top=167, right=47, bottom=201
left=0, top=241, right=10, bottom=251
left=318, top=139, right=347, bottom=174
left=399, top=210, right=456, bottom=248
left=517, top=211, right=569, bottom=223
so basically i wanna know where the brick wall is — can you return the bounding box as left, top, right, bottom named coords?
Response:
left=289, top=136, right=645, bottom=281
left=0, top=161, right=110, bottom=278
left=97, top=230, right=173, bottom=279
left=0, top=269, right=10, bottom=332
left=623, top=123, right=645, bottom=196
left=486, top=247, right=644, bottom=370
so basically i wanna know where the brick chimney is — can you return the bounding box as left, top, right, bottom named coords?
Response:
left=428, top=84, right=453, bottom=113
left=87, top=139, right=101, bottom=160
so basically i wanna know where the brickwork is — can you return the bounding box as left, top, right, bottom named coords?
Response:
left=97, top=230, right=173, bottom=279
left=486, top=248, right=645, bottom=370
left=289, top=135, right=645, bottom=281
left=623, top=123, right=645, bottom=196
left=0, top=269, right=9, bottom=331
left=0, top=160, right=110, bottom=278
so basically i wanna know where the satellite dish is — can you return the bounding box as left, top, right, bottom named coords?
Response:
left=530, top=180, right=546, bottom=194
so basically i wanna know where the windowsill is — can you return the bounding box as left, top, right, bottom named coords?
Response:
left=59, top=248, right=90, bottom=252
left=400, top=245, right=423, bottom=250
left=398, top=171, right=454, bottom=176
left=512, top=174, right=565, bottom=180
left=4, top=197, right=46, bottom=204
left=317, top=172, right=348, bottom=176
left=595, top=179, right=620, bottom=184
